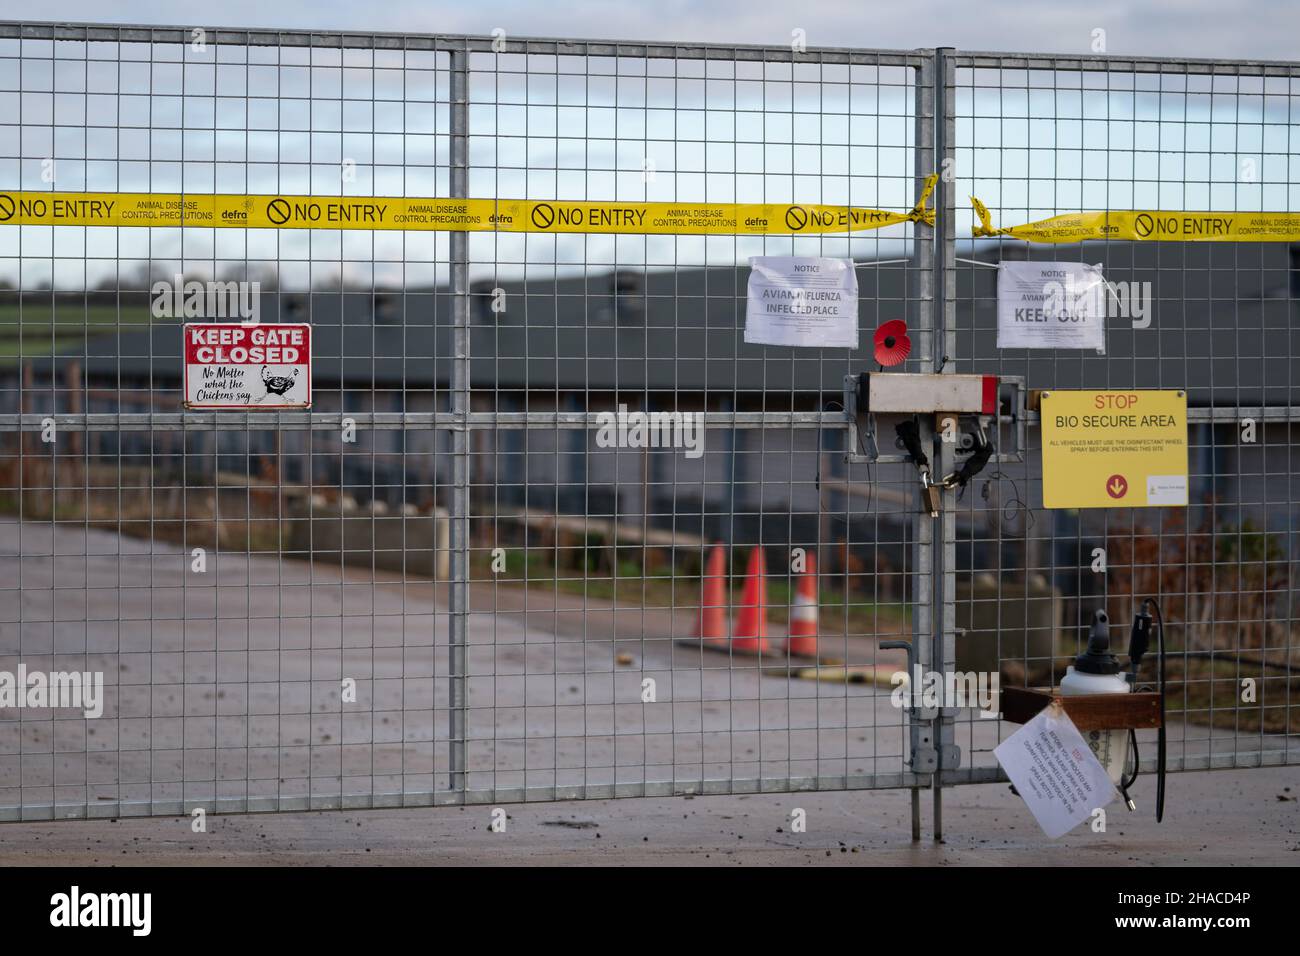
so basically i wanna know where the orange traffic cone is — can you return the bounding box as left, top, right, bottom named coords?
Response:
left=695, top=543, right=728, bottom=644
left=787, top=550, right=819, bottom=658
left=731, top=546, right=771, bottom=653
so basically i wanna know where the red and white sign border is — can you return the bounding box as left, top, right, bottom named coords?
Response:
left=182, top=321, right=313, bottom=411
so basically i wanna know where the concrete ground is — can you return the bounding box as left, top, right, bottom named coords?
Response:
left=0, top=764, right=1294, bottom=865
left=1, top=516, right=1296, bottom=863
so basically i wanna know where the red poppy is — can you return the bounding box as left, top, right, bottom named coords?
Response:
left=873, top=319, right=911, bottom=367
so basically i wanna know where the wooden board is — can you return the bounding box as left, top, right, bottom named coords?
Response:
left=1001, top=686, right=1162, bottom=730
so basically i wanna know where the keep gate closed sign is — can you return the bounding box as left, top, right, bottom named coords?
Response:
left=184, top=323, right=312, bottom=409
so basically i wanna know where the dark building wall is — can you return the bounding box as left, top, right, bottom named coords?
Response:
left=6, top=244, right=1300, bottom=559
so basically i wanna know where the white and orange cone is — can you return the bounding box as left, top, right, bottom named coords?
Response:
left=786, top=550, right=819, bottom=658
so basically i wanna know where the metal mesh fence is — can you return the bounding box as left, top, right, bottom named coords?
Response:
left=947, top=51, right=1299, bottom=782
left=0, top=24, right=935, bottom=819
left=0, top=25, right=1294, bottom=828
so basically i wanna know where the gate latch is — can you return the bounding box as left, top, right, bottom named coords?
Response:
left=895, top=418, right=940, bottom=517
left=880, top=640, right=939, bottom=773
left=940, top=419, right=995, bottom=490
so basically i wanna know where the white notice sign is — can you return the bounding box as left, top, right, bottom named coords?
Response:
left=993, top=703, right=1119, bottom=838
left=745, top=256, right=858, bottom=348
left=997, top=260, right=1107, bottom=352
left=184, top=322, right=312, bottom=409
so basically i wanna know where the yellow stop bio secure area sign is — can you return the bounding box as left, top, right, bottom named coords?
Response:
left=1041, top=390, right=1189, bottom=509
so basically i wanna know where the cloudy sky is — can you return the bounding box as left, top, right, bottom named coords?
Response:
left=14, top=0, right=1297, bottom=61
left=5, top=1, right=1291, bottom=290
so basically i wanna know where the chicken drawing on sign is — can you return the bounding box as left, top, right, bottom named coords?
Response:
left=260, top=365, right=302, bottom=405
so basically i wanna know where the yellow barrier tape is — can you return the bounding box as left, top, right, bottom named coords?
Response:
left=970, top=195, right=1300, bottom=243
left=0, top=176, right=936, bottom=235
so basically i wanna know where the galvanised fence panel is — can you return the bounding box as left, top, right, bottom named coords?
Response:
left=944, top=50, right=1299, bottom=795
left=0, top=22, right=937, bottom=821
left=1, top=24, right=1293, bottom=835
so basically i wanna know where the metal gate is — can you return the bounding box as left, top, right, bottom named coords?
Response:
left=943, top=48, right=1300, bottom=810
left=0, top=23, right=1295, bottom=836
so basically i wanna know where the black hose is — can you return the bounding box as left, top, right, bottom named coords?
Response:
left=1148, top=598, right=1167, bottom=823
left=1117, top=728, right=1138, bottom=810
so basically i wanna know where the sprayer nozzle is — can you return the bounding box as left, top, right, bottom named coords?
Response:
left=1076, top=608, right=1122, bottom=675
left=1089, top=609, right=1110, bottom=647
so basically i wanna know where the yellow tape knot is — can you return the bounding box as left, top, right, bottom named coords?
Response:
left=969, top=195, right=1006, bottom=237
left=906, top=173, right=939, bottom=226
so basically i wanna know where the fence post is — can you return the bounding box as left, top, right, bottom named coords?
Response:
left=909, top=48, right=938, bottom=843
left=931, top=45, right=960, bottom=843
left=448, top=42, right=471, bottom=799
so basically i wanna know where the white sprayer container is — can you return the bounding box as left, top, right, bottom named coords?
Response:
left=1060, top=664, right=1130, bottom=785
left=1060, top=609, right=1131, bottom=786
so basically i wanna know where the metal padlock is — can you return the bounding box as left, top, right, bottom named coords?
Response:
left=920, top=472, right=941, bottom=517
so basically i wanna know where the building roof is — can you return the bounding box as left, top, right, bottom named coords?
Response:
left=32, top=240, right=1300, bottom=405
